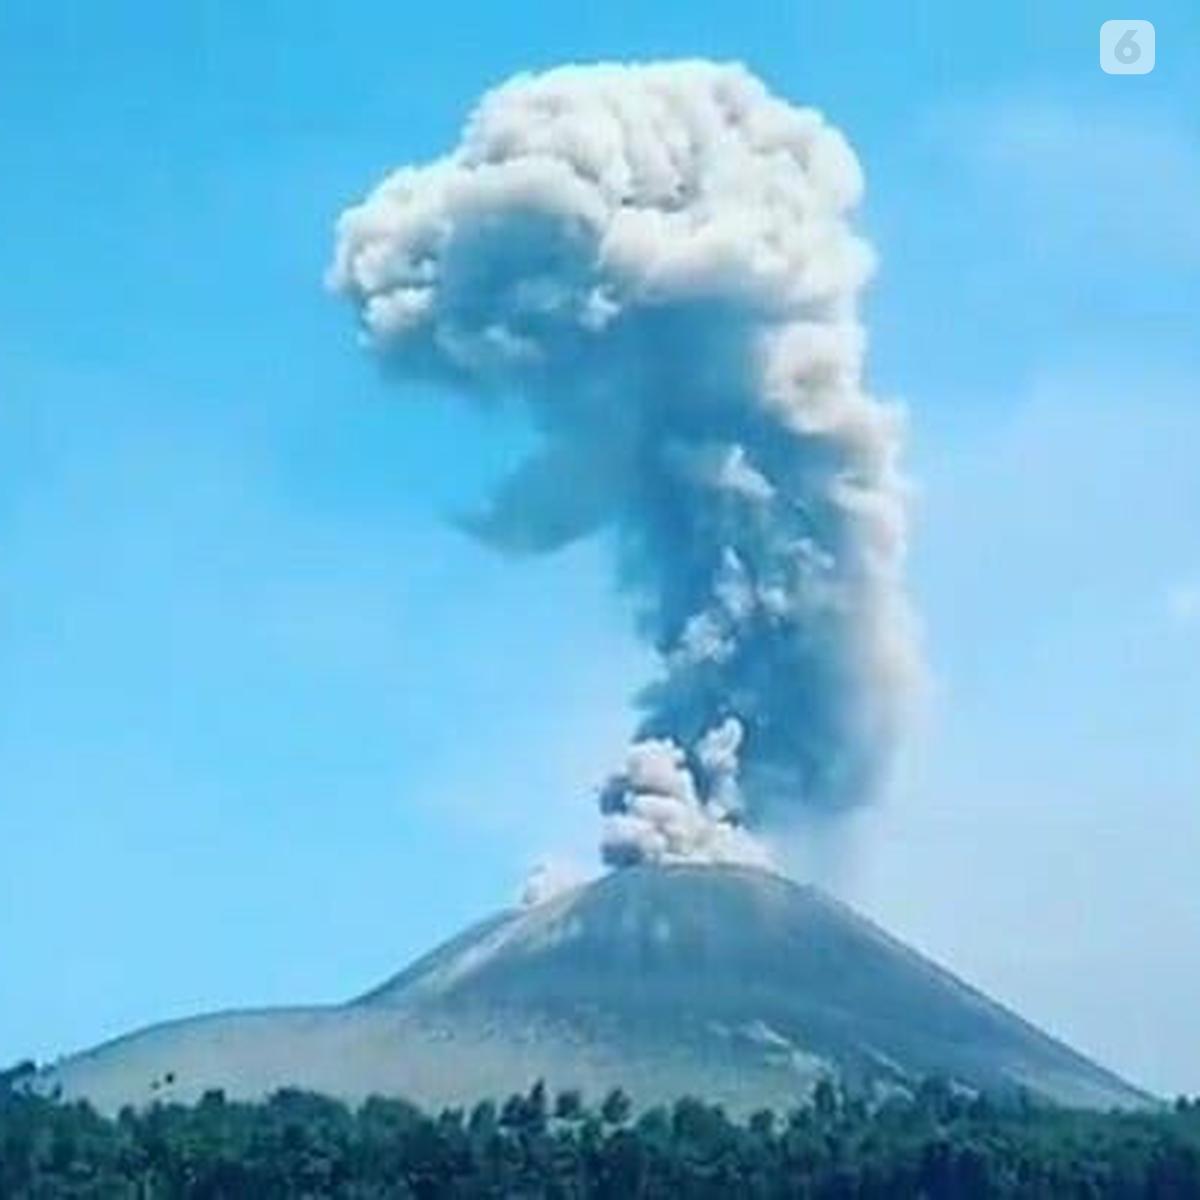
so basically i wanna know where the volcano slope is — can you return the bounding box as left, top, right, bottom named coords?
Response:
left=37, top=865, right=1149, bottom=1115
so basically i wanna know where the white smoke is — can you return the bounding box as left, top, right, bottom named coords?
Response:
left=519, top=857, right=592, bottom=907
left=330, top=61, right=919, bottom=866
left=599, top=730, right=773, bottom=869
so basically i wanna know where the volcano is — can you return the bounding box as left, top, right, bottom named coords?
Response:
left=38, top=866, right=1148, bottom=1114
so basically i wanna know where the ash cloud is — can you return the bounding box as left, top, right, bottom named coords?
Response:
left=329, top=61, right=919, bottom=866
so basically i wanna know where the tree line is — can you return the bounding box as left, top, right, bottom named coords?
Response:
left=4, top=1062, right=1200, bottom=1198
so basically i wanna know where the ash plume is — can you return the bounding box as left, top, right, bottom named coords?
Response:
left=329, top=61, right=919, bottom=867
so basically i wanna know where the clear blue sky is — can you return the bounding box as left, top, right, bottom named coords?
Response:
left=1, top=0, right=1197, bottom=1096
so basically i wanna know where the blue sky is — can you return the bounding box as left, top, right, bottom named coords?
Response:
left=1, top=0, right=1197, bottom=1096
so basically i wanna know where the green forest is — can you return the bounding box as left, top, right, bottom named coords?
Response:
left=3, top=1063, right=1200, bottom=1198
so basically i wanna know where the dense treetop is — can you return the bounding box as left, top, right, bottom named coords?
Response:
left=3, top=1063, right=1199, bottom=1198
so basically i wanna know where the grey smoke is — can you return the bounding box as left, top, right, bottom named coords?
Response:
left=329, top=61, right=919, bottom=866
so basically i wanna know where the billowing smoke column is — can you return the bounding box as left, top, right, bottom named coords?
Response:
left=329, top=61, right=919, bottom=868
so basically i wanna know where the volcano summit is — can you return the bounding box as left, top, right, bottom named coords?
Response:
left=39, top=866, right=1147, bottom=1115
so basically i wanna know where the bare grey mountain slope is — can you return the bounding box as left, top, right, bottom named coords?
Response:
left=38, top=866, right=1150, bottom=1115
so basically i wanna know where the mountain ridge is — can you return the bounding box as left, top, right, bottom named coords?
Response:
left=37, top=865, right=1152, bottom=1115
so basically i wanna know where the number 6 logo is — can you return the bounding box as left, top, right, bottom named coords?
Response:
left=1101, top=20, right=1156, bottom=74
